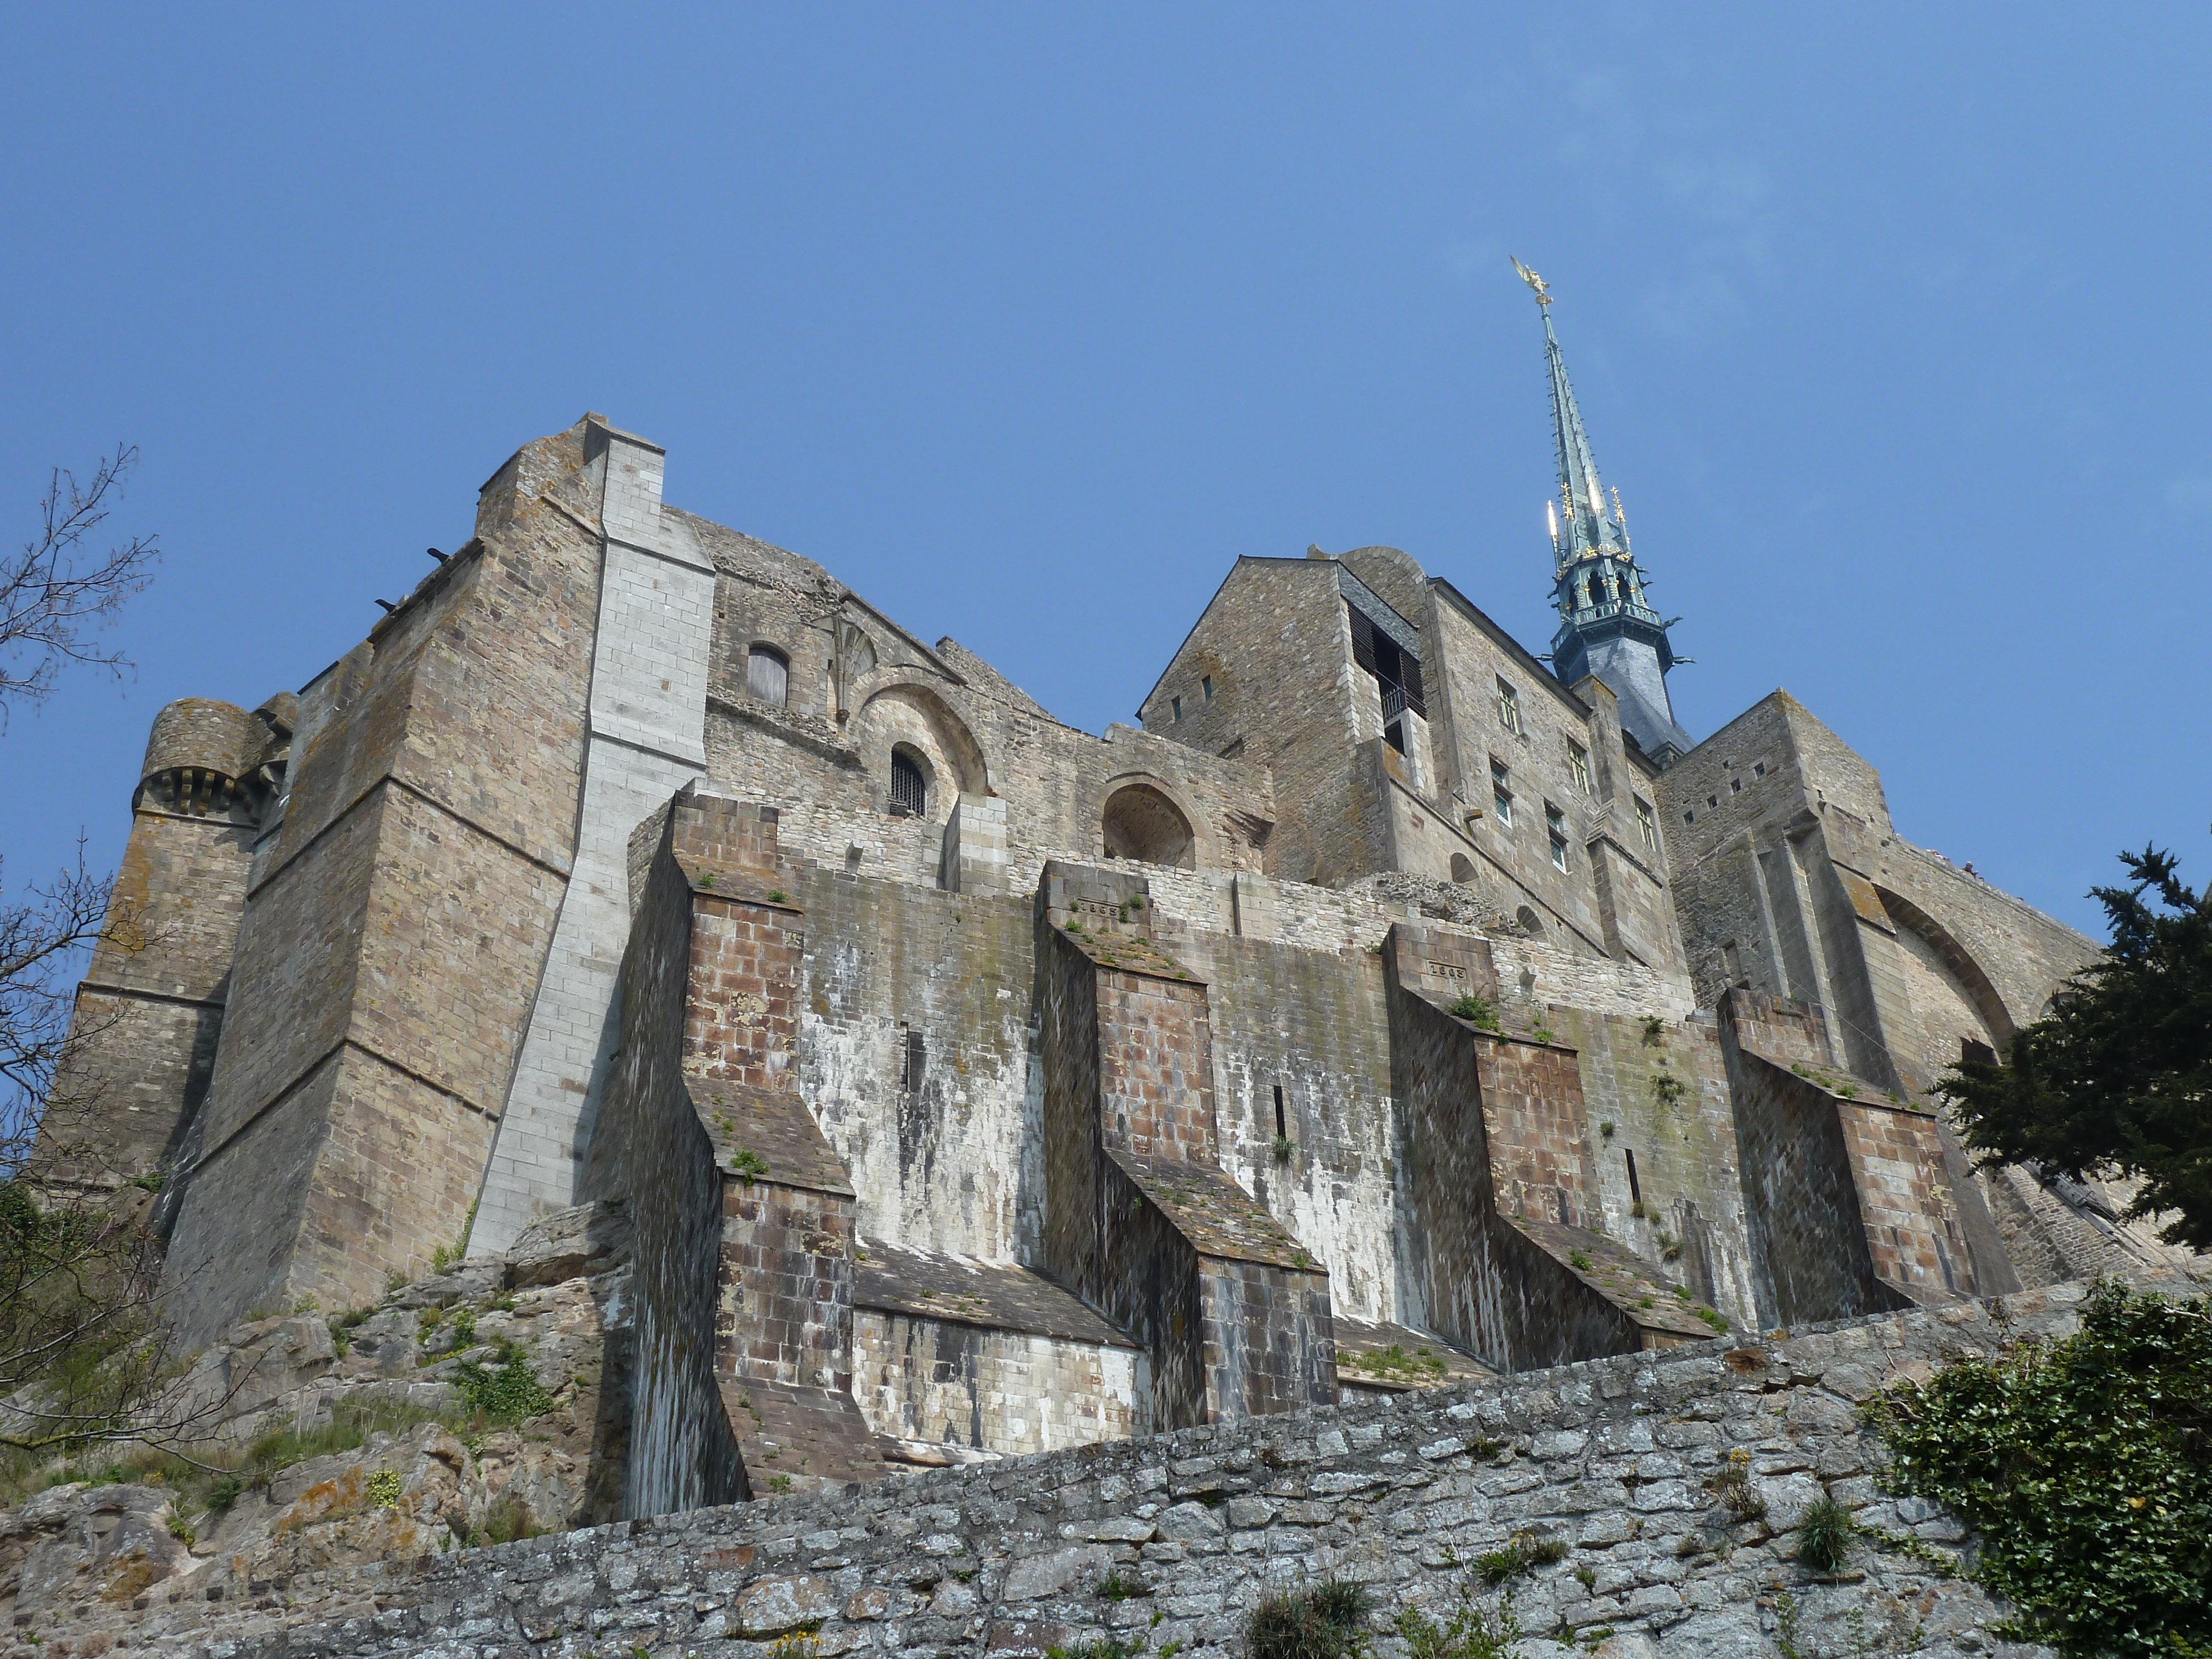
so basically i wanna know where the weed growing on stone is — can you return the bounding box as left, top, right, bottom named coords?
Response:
left=1098, top=1569, right=1148, bottom=1600
left=1473, top=1531, right=1566, bottom=1585
left=1447, top=993, right=1500, bottom=1031
left=1350, top=1344, right=1447, bottom=1384
left=1393, top=1579, right=1522, bottom=1659
left=1273, top=1134, right=1296, bottom=1164
left=1707, top=1448, right=1767, bottom=1520
left=727, top=1148, right=771, bottom=1186
left=1640, top=1015, right=1665, bottom=1046
left=1794, top=1495, right=1855, bottom=1574
left=452, top=1340, right=555, bottom=1423
left=1567, top=1251, right=1593, bottom=1272
left=1248, top=1579, right=1369, bottom=1659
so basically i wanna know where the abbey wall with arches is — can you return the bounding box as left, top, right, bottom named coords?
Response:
left=44, top=412, right=2199, bottom=1516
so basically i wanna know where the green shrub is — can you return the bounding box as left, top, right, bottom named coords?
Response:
left=1447, top=993, right=1500, bottom=1031
left=1865, top=1282, right=2212, bottom=1657
left=1246, top=1578, right=1369, bottom=1659
left=451, top=1342, right=555, bottom=1423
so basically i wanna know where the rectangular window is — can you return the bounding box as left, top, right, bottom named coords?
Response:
left=1171, top=696, right=1183, bottom=722
left=1546, top=802, right=1569, bottom=872
left=1495, top=677, right=1523, bottom=735
left=1635, top=796, right=1659, bottom=853
left=1567, top=740, right=1591, bottom=794
left=1490, top=758, right=1514, bottom=827
left=1202, top=675, right=1214, bottom=700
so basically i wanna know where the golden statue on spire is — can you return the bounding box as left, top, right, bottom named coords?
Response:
left=1510, top=255, right=1552, bottom=306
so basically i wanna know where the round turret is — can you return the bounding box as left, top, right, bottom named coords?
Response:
left=138, top=698, right=263, bottom=816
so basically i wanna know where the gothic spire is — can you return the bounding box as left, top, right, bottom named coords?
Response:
left=1511, top=258, right=1694, bottom=767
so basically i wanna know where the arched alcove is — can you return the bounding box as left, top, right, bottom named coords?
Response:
left=1516, top=904, right=1545, bottom=938
left=1449, top=853, right=1478, bottom=885
left=1102, top=783, right=1196, bottom=869
left=853, top=682, right=990, bottom=821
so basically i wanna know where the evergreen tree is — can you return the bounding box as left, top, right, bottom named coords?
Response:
left=1939, top=846, right=2212, bottom=1249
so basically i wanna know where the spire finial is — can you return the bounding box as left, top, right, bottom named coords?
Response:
left=1519, top=264, right=1694, bottom=765
left=1510, top=255, right=1552, bottom=307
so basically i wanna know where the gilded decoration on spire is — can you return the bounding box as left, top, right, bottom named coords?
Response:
left=1515, top=260, right=1694, bottom=765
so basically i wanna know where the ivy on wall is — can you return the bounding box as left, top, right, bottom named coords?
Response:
left=1864, top=1282, right=2211, bottom=1658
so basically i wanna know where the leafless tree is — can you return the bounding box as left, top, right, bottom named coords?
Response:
left=0, top=446, right=159, bottom=726
left=0, top=450, right=210, bottom=1457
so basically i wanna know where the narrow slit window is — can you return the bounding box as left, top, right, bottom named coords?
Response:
left=1490, top=758, right=1514, bottom=827
left=1171, top=696, right=1183, bottom=722
left=1202, top=675, right=1214, bottom=701
left=897, top=1024, right=926, bottom=1092
left=1567, top=740, right=1591, bottom=795
left=1546, top=802, right=1569, bottom=872
left=1625, top=1148, right=1642, bottom=1204
left=1273, top=1084, right=1287, bottom=1140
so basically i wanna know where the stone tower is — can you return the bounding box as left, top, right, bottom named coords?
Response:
left=1515, top=260, right=1695, bottom=768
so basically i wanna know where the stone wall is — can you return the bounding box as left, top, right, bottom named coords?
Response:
left=65, top=1277, right=2169, bottom=1659
left=158, top=419, right=609, bottom=1340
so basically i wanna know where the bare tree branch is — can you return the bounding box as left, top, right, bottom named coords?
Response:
left=0, top=446, right=159, bottom=727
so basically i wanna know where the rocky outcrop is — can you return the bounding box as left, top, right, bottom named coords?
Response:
left=0, top=1202, right=632, bottom=1637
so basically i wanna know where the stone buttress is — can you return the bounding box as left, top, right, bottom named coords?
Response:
left=587, top=790, right=891, bottom=1513
left=1036, top=861, right=1337, bottom=1428
left=1384, top=921, right=1723, bottom=1369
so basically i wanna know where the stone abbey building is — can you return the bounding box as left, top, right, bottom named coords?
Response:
left=46, top=284, right=2183, bottom=1514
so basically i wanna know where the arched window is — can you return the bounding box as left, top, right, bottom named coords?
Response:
left=747, top=645, right=789, bottom=707
left=890, top=747, right=928, bottom=818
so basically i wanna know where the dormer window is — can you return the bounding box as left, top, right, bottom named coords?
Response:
left=747, top=645, right=789, bottom=707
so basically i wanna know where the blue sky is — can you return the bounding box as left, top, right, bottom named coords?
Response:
left=4, top=5, right=2206, bottom=938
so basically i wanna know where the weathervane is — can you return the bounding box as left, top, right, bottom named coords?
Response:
left=1510, top=255, right=1552, bottom=307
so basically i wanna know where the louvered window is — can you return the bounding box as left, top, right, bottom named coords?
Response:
left=1345, top=601, right=1425, bottom=719
left=747, top=646, right=789, bottom=707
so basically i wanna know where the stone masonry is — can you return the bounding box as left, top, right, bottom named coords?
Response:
left=13, top=1277, right=2187, bottom=1659
left=41, top=382, right=2201, bottom=1541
